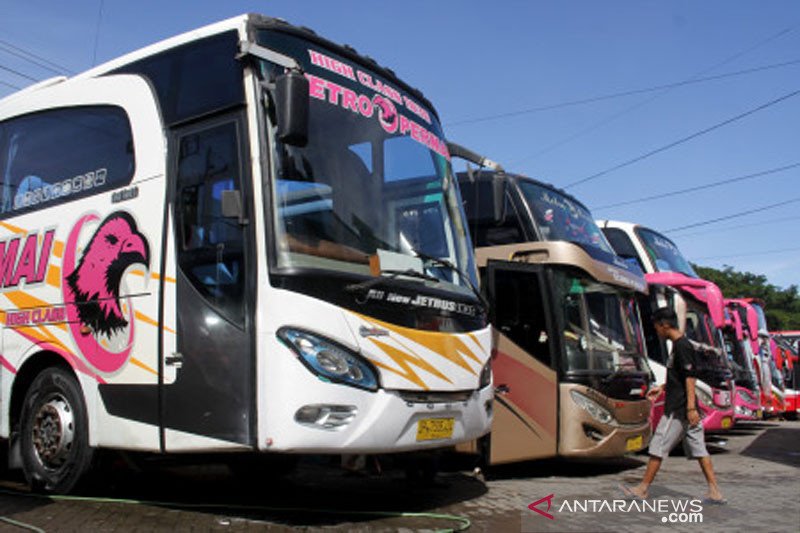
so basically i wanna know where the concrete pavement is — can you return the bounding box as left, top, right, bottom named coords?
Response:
left=0, top=420, right=796, bottom=532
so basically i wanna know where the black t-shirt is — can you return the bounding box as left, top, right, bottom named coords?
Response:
left=664, top=335, right=699, bottom=418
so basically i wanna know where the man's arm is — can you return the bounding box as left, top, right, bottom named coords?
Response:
left=686, top=376, right=701, bottom=426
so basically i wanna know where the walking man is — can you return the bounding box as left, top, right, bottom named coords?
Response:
left=622, top=307, right=725, bottom=503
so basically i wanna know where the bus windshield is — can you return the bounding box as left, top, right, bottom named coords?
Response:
left=751, top=303, right=769, bottom=333
left=636, top=228, right=697, bottom=277
left=556, top=272, right=648, bottom=375
left=257, top=31, right=477, bottom=297
left=516, top=181, right=614, bottom=254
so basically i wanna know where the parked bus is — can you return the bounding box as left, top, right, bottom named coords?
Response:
left=449, top=146, right=652, bottom=464
left=598, top=221, right=734, bottom=431
left=771, top=334, right=798, bottom=419
left=727, top=298, right=773, bottom=415
left=722, top=300, right=761, bottom=421
left=747, top=300, right=785, bottom=416
left=771, top=331, right=799, bottom=419
left=0, top=14, right=494, bottom=493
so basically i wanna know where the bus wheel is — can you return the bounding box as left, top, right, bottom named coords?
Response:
left=20, top=368, right=93, bottom=493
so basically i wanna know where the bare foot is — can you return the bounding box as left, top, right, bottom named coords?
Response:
left=620, top=484, right=648, bottom=500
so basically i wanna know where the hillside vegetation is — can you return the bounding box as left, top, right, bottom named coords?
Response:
left=693, top=264, right=800, bottom=331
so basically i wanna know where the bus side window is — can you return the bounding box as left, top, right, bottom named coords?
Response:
left=0, top=106, right=134, bottom=217
left=175, top=122, right=245, bottom=325
left=493, top=269, right=552, bottom=367
left=602, top=228, right=646, bottom=272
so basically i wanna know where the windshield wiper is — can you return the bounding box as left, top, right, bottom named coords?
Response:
left=345, top=269, right=441, bottom=295
left=599, top=361, right=646, bottom=383
left=409, top=250, right=489, bottom=311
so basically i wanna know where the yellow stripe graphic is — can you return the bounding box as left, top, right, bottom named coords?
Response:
left=366, top=336, right=453, bottom=390
left=129, top=357, right=158, bottom=375
left=353, top=312, right=483, bottom=375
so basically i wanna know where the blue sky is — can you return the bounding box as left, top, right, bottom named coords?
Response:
left=2, top=1, right=798, bottom=289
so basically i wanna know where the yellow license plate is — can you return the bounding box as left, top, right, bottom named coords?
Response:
left=721, top=417, right=732, bottom=429
left=626, top=435, right=643, bottom=452
left=416, top=418, right=454, bottom=441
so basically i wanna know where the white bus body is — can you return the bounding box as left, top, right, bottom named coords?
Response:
left=0, top=14, right=492, bottom=492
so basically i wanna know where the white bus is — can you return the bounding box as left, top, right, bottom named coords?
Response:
left=0, top=14, right=492, bottom=492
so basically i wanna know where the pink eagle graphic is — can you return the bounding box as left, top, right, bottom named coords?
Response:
left=64, top=211, right=150, bottom=339
left=61, top=211, right=150, bottom=372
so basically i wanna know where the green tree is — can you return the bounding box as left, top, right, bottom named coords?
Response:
left=692, top=264, right=800, bottom=330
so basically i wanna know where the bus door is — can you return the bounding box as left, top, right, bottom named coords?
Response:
left=485, top=260, right=558, bottom=463
left=162, top=115, right=256, bottom=449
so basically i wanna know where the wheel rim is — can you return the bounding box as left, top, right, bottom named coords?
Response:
left=31, top=393, right=75, bottom=471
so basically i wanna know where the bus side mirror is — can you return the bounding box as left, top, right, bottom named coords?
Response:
left=275, top=71, right=309, bottom=147
left=492, top=174, right=506, bottom=224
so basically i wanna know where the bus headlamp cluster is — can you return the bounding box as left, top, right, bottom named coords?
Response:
left=278, top=328, right=378, bottom=391
left=736, top=388, right=756, bottom=404
left=570, top=390, right=616, bottom=426
left=696, top=388, right=713, bottom=409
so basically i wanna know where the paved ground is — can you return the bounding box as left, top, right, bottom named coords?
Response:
left=0, top=420, right=797, bottom=532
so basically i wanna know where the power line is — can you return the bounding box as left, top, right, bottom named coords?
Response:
left=673, top=215, right=800, bottom=239
left=564, top=88, right=800, bottom=189
left=0, top=63, right=39, bottom=82
left=592, top=162, right=800, bottom=210
left=446, top=58, right=800, bottom=127
left=693, top=247, right=800, bottom=261
left=0, top=39, right=72, bottom=74
left=0, top=78, right=21, bottom=90
left=664, top=196, right=800, bottom=233
left=510, top=23, right=799, bottom=168
left=0, top=41, right=71, bottom=76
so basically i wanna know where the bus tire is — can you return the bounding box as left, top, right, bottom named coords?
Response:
left=19, top=367, right=93, bottom=493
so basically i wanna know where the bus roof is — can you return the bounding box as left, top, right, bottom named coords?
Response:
left=458, top=170, right=592, bottom=215
left=1, top=13, right=436, bottom=120
left=475, top=240, right=648, bottom=294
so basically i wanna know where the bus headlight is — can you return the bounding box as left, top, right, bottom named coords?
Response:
left=479, top=360, right=492, bottom=389
left=696, top=388, right=713, bottom=408
left=278, top=328, right=379, bottom=391
left=737, top=389, right=756, bottom=404
left=570, top=390, right=615, bottom=426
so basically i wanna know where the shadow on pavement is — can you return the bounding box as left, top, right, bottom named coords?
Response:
left=483, top=455, right=646, bottom=481
left=741, top=428, right=800, bottom=468
left=50, top=454, right=490, bottom=528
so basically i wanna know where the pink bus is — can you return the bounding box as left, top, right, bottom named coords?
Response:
left=599, top=221, right=735, bottom=432
left=723, top=300, right=761, bottom=420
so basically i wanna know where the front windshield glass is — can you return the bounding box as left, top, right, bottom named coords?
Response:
left=752, top=303, right=768, bottom=333
left=516, top=181, right=615, bottom=254
left=257, top=31, right=477, bottom=296
left=636, top=228, right=698, bottom=277
left=555, top=272, right=648, bottom=374
left=684, top=299, right=730, bottom=374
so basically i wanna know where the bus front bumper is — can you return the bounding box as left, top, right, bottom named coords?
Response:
left=560, top=419, right=653, bottom=458
left=261, top=377, right=494, bottom=454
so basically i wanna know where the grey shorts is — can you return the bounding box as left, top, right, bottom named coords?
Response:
left=648, top=413, right=709, bottom=459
